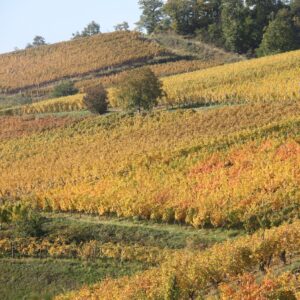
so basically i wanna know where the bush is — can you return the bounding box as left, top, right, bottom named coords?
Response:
left=11, top=204, right=45, bottom=237
left=52, top=81, right=79, bottom=98
left=83, top=84, right=108, bottom=114
left=109, top=67, right=163, bottom=112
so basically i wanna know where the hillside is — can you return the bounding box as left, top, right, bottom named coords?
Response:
left=0, top=31, right=168, bottom=93
left=2, top=48, right=300, bottom=116
left=0, top=31, right=241, bottom=99
left=162, top=49, right=300, bottom=106
left=1, top=22, right=300, bottom=300
left=58, top=220, right=300, bottom=299
left=1, top=98, right=299, bottom=298
left=1, top=101, right=299, bottom=227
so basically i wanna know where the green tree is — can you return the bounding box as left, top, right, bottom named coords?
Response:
left=114, top=21, right=130, bottom=31
left=52, top=81, right=79, bottom=98
left=164, top=0, right=201, bottom=35
left=32, top=36, right=47, bottom=46
left=111, top=67, right=163, bottom=112
left=82, top=21, right=101, bottom=36
left=291, top=0, right=300, bottom=42
left=246, top=0, right=286, bottom=49
left=26, top=35, right=47, bottom=49
left=83, top=84, right=108, bottom=114
left=291, top=0, right=300, bottom=15
left=15, top=210, right=44, bottom=238
left=164, top=0, right=222, bottom=35
left=136, top=0, right=164, bottom=34
left=257, top=9, right=298, bottom=56
left=72, top=21, right=101, bottom=39
left=221, top=0, right=255, bottom=53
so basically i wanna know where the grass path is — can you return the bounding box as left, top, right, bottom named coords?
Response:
left=45, top=212, right=243, bottom=249
left=0, top=257, right=146, bottom=300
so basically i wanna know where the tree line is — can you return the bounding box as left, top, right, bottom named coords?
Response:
left=23, top=20, right=129, bottom=49
left=137, top=0, right=300, bottom=56
left=23, top=1, right=300, bottom=56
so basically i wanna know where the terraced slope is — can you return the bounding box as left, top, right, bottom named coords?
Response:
left=57, top=221, right=300, bottom=300
left=162, top=49, right=300, bottom=106
left=1, top=101, right=299, bottom=230
left=0, top=31, right=168, bottom=92
left=3, top=48, right=300, bottom=116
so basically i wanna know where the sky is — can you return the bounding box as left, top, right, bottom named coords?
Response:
left=0, top=0, right=141, bottom=54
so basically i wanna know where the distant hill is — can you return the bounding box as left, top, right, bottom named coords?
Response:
left=0, top=31, right=241, bottom=98
left=0, top=31, right=169, bottom=93
left=2, top=47, right=299, bottom=116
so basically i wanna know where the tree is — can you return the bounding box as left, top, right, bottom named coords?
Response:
left=164, top=0, right=201, bottom=35
left=245, top=0, right=286, bottom=49
left=136, top=0, right=164, bottom=34
left=26, top=35, right=47, bottom=48
left=52, top=81, right=79, bottom=98
left=114, top=22, right=130, bottom=31
left=32, top=36, right=47, bottom=46
left=11, top=204, right=44, bottom=237
left=110, top=67, right=163, bottom=112
left=221, top=0, right=254, bottom=53
left=82, top=21, right=101, bottom=36
left=83, top=85, right=108, bottom=114
left=257, top=8, right=298, bottom=56
left=164, top=0, right=222, bottom=35
left=291, top=0, right=300, bottom=15
left=291, top=0, right=300, bottom=42
left=72, top=21, right=101, bottom=39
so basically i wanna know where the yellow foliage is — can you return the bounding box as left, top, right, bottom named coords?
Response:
left=162, top=49, right=300, bottom=106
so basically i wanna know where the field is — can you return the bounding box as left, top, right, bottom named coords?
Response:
left=0, top=31, right=168, bottom=93
left=58, top=220, right=300, bottom=299
left=2, top=48, right=300, bottom=117
left=1, top=101, right=299, bottom=229
left=1, top=32, right=300, bottom=299
left=0, top=94, right=85, bottom=116
left=162, top=49, right=300, bottom=106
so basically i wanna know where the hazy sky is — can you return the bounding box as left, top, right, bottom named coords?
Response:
left=0, top=0, right=141, bottom=54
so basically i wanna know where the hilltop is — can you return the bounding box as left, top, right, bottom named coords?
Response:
left=0, top=31, right=168, bottom=93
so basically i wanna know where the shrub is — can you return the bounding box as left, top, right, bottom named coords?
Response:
left=109, top=67, right=163, bottom=112
left=52, top=81, right=79, bottom=98
left=11, top=204, right=45, bottom=237
left=83, top=84, right=108, bottom=114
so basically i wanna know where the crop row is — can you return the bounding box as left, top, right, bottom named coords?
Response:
left=162, top=49, right=300, bottom=106
left=0, top=104, right=299, bottom=230
left=0, top=237, right=170, bottom=265
left=0, top=94, right=85, bottom=116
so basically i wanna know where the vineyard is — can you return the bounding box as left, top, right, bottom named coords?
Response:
left=74, top=58, right=228, bottom=92
left=1, top=101, right=299, bottom=230
left=162, top=49, right=300, bottom=106
left=1, top=24, right=300, bottom=299
left=3, top=49, right=300, bottom=116
left=0, top=94, right=85, bottom=116
left=57, top=220, right=300, bottom=299
left=0, top=31, right=168, bottom=92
